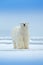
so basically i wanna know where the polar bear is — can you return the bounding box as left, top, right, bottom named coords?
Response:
left=11, top=23, right=29, bottom=49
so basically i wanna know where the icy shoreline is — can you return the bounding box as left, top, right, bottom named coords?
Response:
left=0, top=36, right=43, bottom=44
left=0, top=36, right=43, bottom=40
left=0, top=36, right=43, bottom=50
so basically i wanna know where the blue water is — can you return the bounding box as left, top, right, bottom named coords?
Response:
left=0, top=59, right=43, bottom=65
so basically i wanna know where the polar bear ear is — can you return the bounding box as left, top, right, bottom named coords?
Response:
left=26, top=22, right=29, bottom=24
left=20, top=23, right=23, bottom=27
left=25, top=22, right=29, bottom=25
left=26, top=22, right=29, bottom=25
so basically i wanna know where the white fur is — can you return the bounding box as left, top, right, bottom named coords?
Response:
left=11, top=23, right=29, bottom=49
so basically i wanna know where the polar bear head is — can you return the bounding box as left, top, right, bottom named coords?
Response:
left=20, top=23, right=29, bottom=30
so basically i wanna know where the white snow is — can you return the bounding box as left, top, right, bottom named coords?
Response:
left=0, top=43, right=43, bottom=60
left=0, top=37, right=43, bottom=60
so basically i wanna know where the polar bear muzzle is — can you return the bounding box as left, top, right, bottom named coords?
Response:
left=23, top=24, right=25, bottom=27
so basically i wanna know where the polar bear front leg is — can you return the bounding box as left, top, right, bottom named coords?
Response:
left=17, top=36, right=24, bottom=49
left=24, top=37, right=29, bottom=49
left=24, top=41, right=28, bottom=49
left=17, top=41, right=24, bottom=49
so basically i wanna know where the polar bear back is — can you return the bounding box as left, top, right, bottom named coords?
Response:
left=11, top=26, right=21, bottom=42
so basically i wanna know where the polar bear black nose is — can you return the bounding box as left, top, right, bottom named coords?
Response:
left=23, top=24, right=25, bottom=26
